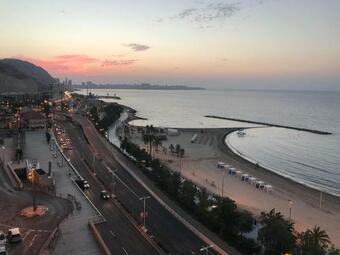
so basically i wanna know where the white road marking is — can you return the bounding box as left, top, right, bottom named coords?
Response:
left=122, top=247, right=128, bottom=255
left=110, top=230, right=116, bottom=238
left=105, top=166, right=140, bottom=198
left=22, top=230, right=32, bottom=240
left=29, top=233, right=38, bottom=247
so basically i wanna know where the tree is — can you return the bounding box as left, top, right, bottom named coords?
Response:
left=196, top=188, right=211, bottom=223
left=175, top=144, right=181, bottom=157
left=329, top=245, right=340, bottom=255
left=153, top=136, right=162, bottom=152
left=298, top=226, right=331, bottom=255
left=180, top=148, right=185, bottom=158
left=258, top=209, right=296, bottom=255
left=206, top=196, right=240, bottom=241
left=178, top=180, right=197, bottom=213
left=169, top=144, right=175, bottom=155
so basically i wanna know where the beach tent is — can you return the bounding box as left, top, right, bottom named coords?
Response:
left=221, top=164, right=231, bottom=170
left=229, top=167, right=236, bottom=175
left=248, top=177, right=257, bottom=185
left=235, top=170, right=243, bottom=177
left=217, top=162, right=225, bottom=169
left=241, top=174, right=249, bottom=182
left=264, top=184, right=273, bottom=193
left=255, top=181, right=265, bottom=189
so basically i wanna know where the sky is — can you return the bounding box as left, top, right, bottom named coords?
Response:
left=0, top=0, right=339, bottom=90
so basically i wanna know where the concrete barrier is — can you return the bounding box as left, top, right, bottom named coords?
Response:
left=88, top=221, right=111, bottom=255
left=3, top=161, right=23, bottom=190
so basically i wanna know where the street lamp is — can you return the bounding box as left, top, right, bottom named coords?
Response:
left=288, top=200, right=293, bottom=223
left=200, top=244, right=214, bottom=255
left=140, top=196, right=151, bottom=229
left=221, top=168, right=226, bottom=198
left=1, top=145, right=5, bottom=163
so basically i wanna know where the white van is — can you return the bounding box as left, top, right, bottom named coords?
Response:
left=7, top=228, right=21, bottom=243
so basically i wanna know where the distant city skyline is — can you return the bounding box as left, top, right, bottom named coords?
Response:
left=0, top=0, right=339, bottom=90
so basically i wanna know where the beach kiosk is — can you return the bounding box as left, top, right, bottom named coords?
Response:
left=235, top=170, right=243, bottom=178
left=241, top=174, right=250, bottom=182
left=255, top=181, right=265, bottom=189
left=221, top=164, right=230, bottom=170
left=229, top=167, right=236, bottom=175
left=264, top=184, right=273, bottom=193
left=248, top=177, right=257, bottom=185
left=217, top=162, right=225, bottom=169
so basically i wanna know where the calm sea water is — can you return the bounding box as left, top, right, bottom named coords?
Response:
left=79, top=89, right=340, bottom=196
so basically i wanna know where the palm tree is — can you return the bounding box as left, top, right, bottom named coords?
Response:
left=179, top=148, right=185, bottom=175
left=169, top=144, right=175, bottom=156
left=175, top=144, right=181, bottom=157
left=299, top=226, right=331, bottom=254
left=153, top=137, right=162, bottom=152
left=258, top=209, right=296, bottom=255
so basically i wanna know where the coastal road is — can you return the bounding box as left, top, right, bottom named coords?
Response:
left=60, top=122, right=160, bottom=255
left=62, top=115, right=231, bottom=255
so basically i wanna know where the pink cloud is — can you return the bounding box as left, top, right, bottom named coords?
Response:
left=101, top=59, right=138, bottom=67
left=22, top=54, right=137, bottom=75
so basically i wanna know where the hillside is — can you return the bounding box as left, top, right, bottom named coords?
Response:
left=0, top=58, right=55, bottom=84
left=0, top=58, right=55, bottom=93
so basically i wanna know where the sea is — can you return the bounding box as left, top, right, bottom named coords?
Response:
left=79, top=89, right=340, bottom=197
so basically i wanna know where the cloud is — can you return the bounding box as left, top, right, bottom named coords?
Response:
left=124, top=43, right=150, bottom=52
left=54, top=54, right=99, bottom=64
left=22, top=54, right=137, bottom=75
left=171, top=1, right=241, bottom=25
left=101, top=59, right=138, bottom=67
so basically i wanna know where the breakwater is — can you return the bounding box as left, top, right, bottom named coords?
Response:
left=205, top=115, right=332, bottom=135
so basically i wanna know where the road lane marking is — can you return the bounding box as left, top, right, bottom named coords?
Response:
left=105, top=166, right=140, bottom=199
left=22, top=230, right=32, bottom=240
left=110, top=230, right=116, bottom=238
left=29, top=233, right=38, bottom=248
left=122, top=247, right=128, bottom=255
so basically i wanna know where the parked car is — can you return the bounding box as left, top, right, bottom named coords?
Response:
left=0, top=231, right=7, bottom=247
left=0, top=246, right=7, bottom=255
left=100, top=190, right=110, bottom=200
left=7, top=228, right=21, bottom=243
left=83, top=180, right=90, bottom=189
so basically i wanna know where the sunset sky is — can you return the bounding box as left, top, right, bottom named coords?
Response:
left=1, top=0, right=339, bottom=90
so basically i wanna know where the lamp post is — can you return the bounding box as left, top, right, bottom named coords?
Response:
left=140, top=196, right=151, bottom=229
left=221, top=169, right=225, bottom=198
left=288, top=200, right=293, bottom=223
left=200, top=245, right=214, bottom=255
left=1, top=145, right=5, bottom=163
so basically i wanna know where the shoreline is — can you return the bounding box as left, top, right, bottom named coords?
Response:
left=220, top=129, right=340, bottom=202
left=118, top=100, right=339, bottom=203
left=107, top=100, right=340, bottom=246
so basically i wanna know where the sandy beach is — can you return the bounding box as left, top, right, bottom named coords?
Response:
left=127, top=127, right=340, bottom=247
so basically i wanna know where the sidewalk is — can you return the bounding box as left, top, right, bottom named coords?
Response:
left=24, top=131, right=101, bottom=255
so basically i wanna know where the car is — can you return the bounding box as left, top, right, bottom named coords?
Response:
left=100, top=190, right=110, bottom=200
left=7, top=228, right=21, bottom=243
left=83, top=180, right=90, bottom=189
left=75, top=179, right=90, bottom=190
left=0, top=246, right=7, bottom=255
left=0, top=231, right=6, bottom=247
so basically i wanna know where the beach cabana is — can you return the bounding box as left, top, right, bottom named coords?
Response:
left=221, top=164, right=231, bottom=170
left=264, top=184, right=273, bottom=193
left=235, top=170, right=243, bottom=178
left=217, top=162, right=225, bottom=169
left=248, top=177, right=257, bottom=185
left=241, top=174, right=249, bottom=182
left=255, top=181, right=265, bottom=189
left=229, top=167, right=236, bottom=175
